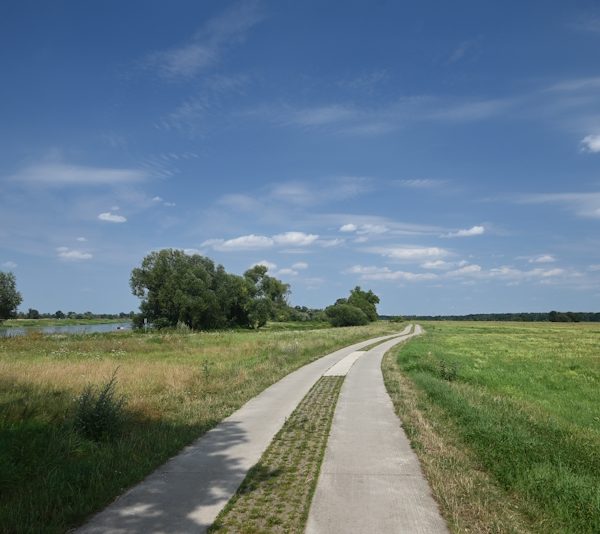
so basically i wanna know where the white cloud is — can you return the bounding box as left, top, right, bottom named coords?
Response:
left=581, top=134, right=600, bottom=153
left=347, top=265, right=438, bottom=282
left=56, top=247, right=92, bottom=261
left=588, top=264, right=600, bottom=271
left=269, top=177, right=371, bottom=206
left=204, top=234, right=274, bottom=251
left=340, top=223, right=357, bottom=232
left=152, top=196, right=163, bottom=202
left=10, top=162, right=147, bottom=187
left=443, top=225, right=485, bottom=238
left=272, top=232, right=319, bottom=247
left=488, top=266, right=565, bottom=280
left=98, top=212, right=127, bottom=223
left=1, top=261, right=17, bottom=269
left=218, top=193, right=261, bottom=212
left=422, top=260, right=453, bottom=270
left=144, top=0, right=263, bottom=80
left=529, top=254, right=556, bottom=264
left=76, top=237, right=87, bottom=242
left=369, top=246, right=449, bottom=261
left=292, top=262, right=308, bottom=270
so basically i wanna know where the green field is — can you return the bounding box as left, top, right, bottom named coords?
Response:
left=0, top=322, right=399, bottom=533
left=383, top=322, right=600, bottom=533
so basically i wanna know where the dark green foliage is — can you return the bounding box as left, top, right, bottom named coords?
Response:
left=324, top=286, right=380, bottom=326
left=325, top=303, right=369, bottom=327
left=400, top=311, right=600, bottom=322
left=0, top=271, right=22, bottom=322
left=130, top=249, right=290, bottom=330
left=438, top=359, right=458, bottom=381
left=73, top=371, right=125, bottom=442
left=347, top=286, right=380, bottom=321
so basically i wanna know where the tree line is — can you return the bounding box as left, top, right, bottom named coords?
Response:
left=399, top=312, right=600, bottom=322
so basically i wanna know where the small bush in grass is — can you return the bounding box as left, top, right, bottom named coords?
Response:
left=74, top=370, right=126, bottom=441
left=439, top=360, right=458, bottom=382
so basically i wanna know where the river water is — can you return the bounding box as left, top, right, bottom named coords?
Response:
left=0, top=322, right=132, bottom=338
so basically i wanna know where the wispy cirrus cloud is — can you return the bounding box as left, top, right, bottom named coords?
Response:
left=143, top=0, right=263, bottom=80
left=517, top=192, right=600, bottom=219
left=8, top=161, right=147, bottom=187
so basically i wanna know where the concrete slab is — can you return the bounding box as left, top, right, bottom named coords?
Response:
left=76, top=327, right=411, bottom=534
left=323, top=351, right=365, bottom=376
left=306, top=326, right=449, bottom=534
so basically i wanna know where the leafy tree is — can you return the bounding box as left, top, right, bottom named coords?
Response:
left=347, top=286, right=380, bottom=322
left=27, top=308, right=40, bottom=319
left=54, top=310, right=65, bottom=319
left=325, top=303, right=369, bottom=327
left=0, top=271, right=22, bottom=322
left=130, top=249, right=290, bottom=330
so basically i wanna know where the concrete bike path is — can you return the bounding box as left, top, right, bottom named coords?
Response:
left=306, top=325, right=449, bottom=534
left=77, top=327, right=412, bottom=534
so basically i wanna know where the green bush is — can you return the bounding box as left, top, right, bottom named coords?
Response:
left=73, top=370, right=126, bottom=441
left=325, top=304, right=369, bottom=327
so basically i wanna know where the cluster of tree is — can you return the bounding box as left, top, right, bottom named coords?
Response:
left=130, top=249, right=290, bottom=330
left=400, top=311, right=600, bottom=322
left=0, top=272, right=22, bottom=322
left=286, top=305, right=326, bottom=322
left=324, top=286, right=380, bottom=327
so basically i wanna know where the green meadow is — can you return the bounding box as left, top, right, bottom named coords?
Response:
left=383, top=321, right=600, bottom=533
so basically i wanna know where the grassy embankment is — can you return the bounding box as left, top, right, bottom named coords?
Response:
left=383, top=322, right=600, bottom=533
left=1, top=318, right=126, bottom=328
left=0, top=322, right=399, bottom=533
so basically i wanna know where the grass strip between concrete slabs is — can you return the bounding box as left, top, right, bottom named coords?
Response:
left=382, top=321, right=600, bottom=534
left=209, top=376, right=343, bottom=534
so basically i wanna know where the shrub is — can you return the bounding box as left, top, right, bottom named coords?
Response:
left=439, top=360, right=458, bottom=381
left=325, top=303, right=369, bottom=327
left=74, top=370, right=126, bottom=441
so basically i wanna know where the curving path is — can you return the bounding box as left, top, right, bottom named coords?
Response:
left=306, top=325, right=449, bottom=533
left=77, top=327, right=412, bottom=534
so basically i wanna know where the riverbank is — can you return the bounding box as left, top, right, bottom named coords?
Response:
left=1, top=318, right=128, bottom=328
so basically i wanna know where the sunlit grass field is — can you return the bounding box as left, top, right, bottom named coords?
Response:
left=383, top=321, right=600, bottom=533
left=0, top=322, right=400, bottom=533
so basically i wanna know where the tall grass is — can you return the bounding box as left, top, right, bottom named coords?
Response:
left=385, top=322, right=600, bottom=533
left=0, top=322, right=399, bottom=533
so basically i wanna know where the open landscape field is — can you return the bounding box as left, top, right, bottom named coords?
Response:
left=383, top=321, right=600, bottom=534
left=0, top=322, right=401, bottom=533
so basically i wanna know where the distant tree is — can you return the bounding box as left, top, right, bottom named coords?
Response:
left=130, top=249, right=290, bottom=330
left=347, top=286, right=380, bottom=322
left=54, top=310, right=65, bottom=319
left=27, top=308, right=40, bottom=319
left=325, top=303, right=369, bottom=327
left=0, top=272, right=22, bottom=322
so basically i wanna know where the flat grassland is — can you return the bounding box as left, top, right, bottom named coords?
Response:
left=0, top=322, right=399, bottom=533
left=383, top=322, right=600, bottom=534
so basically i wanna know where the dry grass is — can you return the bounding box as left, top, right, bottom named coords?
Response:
left=209, top=377, right=343, bottom=534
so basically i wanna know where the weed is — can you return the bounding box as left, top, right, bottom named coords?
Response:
left=73, top=369, right=126, bottom=442
left=439, top=359, right=458, bottom=381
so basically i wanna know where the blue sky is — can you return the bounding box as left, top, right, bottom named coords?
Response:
left=2, top=0, right=600, bottom=315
